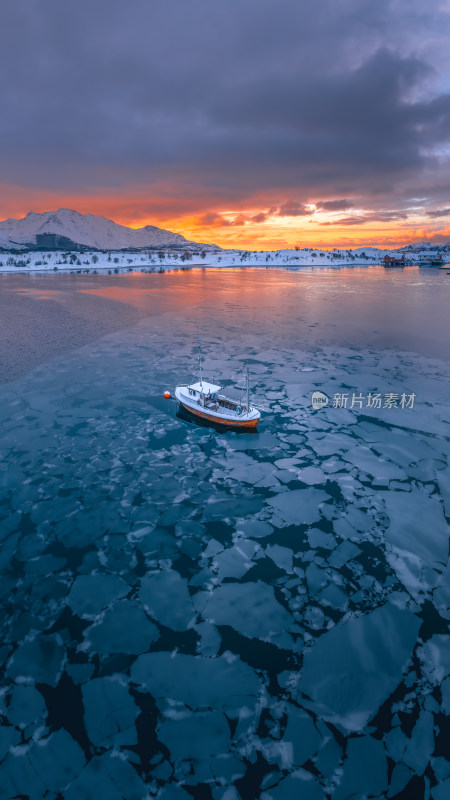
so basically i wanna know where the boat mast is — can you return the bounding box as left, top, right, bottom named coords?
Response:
left=197, top=326, right=203, bottom=386
left=246, top=367, right=249, bottom=411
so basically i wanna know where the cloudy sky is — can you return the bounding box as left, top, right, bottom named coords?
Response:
left=1, top=0, right=450, bottom=248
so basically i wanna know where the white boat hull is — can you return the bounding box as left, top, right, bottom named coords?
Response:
left=175, top=386, right=260, bottom=429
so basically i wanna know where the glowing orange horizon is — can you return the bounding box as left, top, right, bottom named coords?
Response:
left=0, top=184, right=448, bottom=251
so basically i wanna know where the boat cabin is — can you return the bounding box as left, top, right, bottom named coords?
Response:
left=188, top=381, right=221, bottom=398
left=187, top=380, right=248, bottom=414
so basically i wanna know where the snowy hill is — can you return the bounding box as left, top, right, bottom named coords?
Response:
left=0, top=209, right=449, bottom=271
left=0, top=208, right=218, bottom=251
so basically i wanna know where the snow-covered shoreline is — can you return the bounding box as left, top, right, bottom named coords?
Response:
left=2, top=246, right=446, bottom=275
left=1, top=209, right=449, bottom=273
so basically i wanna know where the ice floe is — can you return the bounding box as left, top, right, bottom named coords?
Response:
left=130, top=652, right=261, bottom=716
left=140, top=569, right=195, bottom=630
left=82, top=599, right=159, bottom=654
left=200, top=581, right=293, bottom=641
left=82, top=675, right=139, bottom=747
left=267, top=487, right=330, bottom=526
left=297, top=601, right=421, bottom=731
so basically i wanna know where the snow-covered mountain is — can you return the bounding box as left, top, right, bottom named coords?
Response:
left=0, top=208, right=217, bottom=251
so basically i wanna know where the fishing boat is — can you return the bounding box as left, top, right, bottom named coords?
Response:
left=172, top=333, right=261, bottom=429
left=175, top=377, right=260, bottom=429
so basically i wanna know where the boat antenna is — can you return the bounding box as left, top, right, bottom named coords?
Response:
left=197, top=325, right=202, bottom=386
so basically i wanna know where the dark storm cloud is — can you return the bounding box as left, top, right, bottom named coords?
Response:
left=316, top=200, right=353, bottom=211
left=0, top=0, right=449, bottom=215
left=277, top=202, right=311, bottom=217
left=198, top=212, right=246, bottom=227
left=320, top=211, right=410, bottom=225
left=251, top=212, right=270, bottom=224
left=425, top=208, right=450, bottom=218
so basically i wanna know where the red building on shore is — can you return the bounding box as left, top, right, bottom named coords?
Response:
left=384, top=255, right=406, bottom=267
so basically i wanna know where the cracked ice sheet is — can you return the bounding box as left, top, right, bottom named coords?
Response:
left=218, top=450, right=282, bottom=488
left=266, top=487, right=330, bottom=527
left=381, top=489, right=449, bottom=598
left=0, top=729, right=85, bottom=800
left=82, top=599, right=159, bottom=655
left=82, top=675, right=139, bottom=747
left=296, top=601, right=421, bottom=732
left=211, top=540, right=260, bottom=579
left=158, top=710, right=231, bottom=761
left=342, top=445, right=407, bottom=481
left=261, top=770, right=323, bottom=800
left=67, top=573, right=129, bottom=617
left=130, top=652, right=261, bottom=718
left=140, top=569, right=195, bottom=631
left=199, top=580, right=293, bottom=643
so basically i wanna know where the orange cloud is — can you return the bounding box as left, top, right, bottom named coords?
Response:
left=1, top=183, right=449, bottom=250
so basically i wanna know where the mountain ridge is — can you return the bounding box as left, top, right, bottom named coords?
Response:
left=0, top=208, right=219, bottom=252
left=0, top=208, right=449, bottom=256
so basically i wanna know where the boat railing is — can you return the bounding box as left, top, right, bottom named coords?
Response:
left=218, top=393, right=240, bottom=406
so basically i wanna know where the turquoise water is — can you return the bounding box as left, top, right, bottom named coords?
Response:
left=0, top=267, right=449, bottom=799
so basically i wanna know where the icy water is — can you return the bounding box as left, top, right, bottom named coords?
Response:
left=0, top=267, right=449, bottom=800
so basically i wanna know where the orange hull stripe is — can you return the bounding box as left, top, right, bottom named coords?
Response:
left=180, top=401, right=259, bottom=428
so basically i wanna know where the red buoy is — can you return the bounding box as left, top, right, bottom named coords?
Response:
left=164, top=391, right=171, bottom=399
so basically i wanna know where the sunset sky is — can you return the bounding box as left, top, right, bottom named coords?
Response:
left=1, top=0, right=450, bottom=250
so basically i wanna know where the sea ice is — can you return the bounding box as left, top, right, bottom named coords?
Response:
left=157, top=710, right=230, bottom=760
left=327, top=541, right=361, bottom=569
left=261, top=770, right=323, bottom=800
left=0, top=751, right=46, bottom=800
left=342, top=446, right=407, bottom=481
left=296, top=601, right=421, bottom=731
left=333, top=735, right=388, bottom=800
left=235, top=519, right=274, bottom=539
left=266, top=544, right=294, bottom=573
left=64, top=753, right=146, bottom=800
left=382, top=490, right=448, bottom=569
left=6, top=634, right=65, bottom=687
left=307, top=529, right=336, bottom=550
left=224, top=454, right=279, bottom=487
left=388, top=763, right=413, bottom=797
left=27, top=729, right=86, bottom=793
left=303, top=606, right=326, bottom=629
left=130, top=652, right=260, bottom=716
left=0, top=726, right=20, bottom=761
left=296, top=466, right=327, bottom=485
left=201, top=581, right=292, bottom=641
left=267, top=488, right=329, bottom=527
left=66, top=663, right=95, bottom=685
left=67, top=573, right=129, bottom=617
left=436, top=466, right=450, bottom=517
left=83, top=599, right=159, bottom=655
left=212, top=540, right=259, bottom=579
left=317, top=584, right=348, bottom=611
left=418, top=635, right=450, bottom=686
left=82, top=676, right=139, bottom=747
left=6, top=685, right=46, bottom=727
left=140, top=570, right=194, bottom=630
left=402, top=709, right=435, bottom=775
left=305, top=564, right=329, bottom=594
left=55, top=505, right=124, bottom=549
left=315, top=735, right=342, bottom=778
left=195, top=622, right=222, bottom=656
left=432, top=560, right=450, bottom=620
left=441, top=676, right=450, bottom=715
left=282, top=706, right=322, bottom=765
left=432, top=777, right=450, bottom=800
